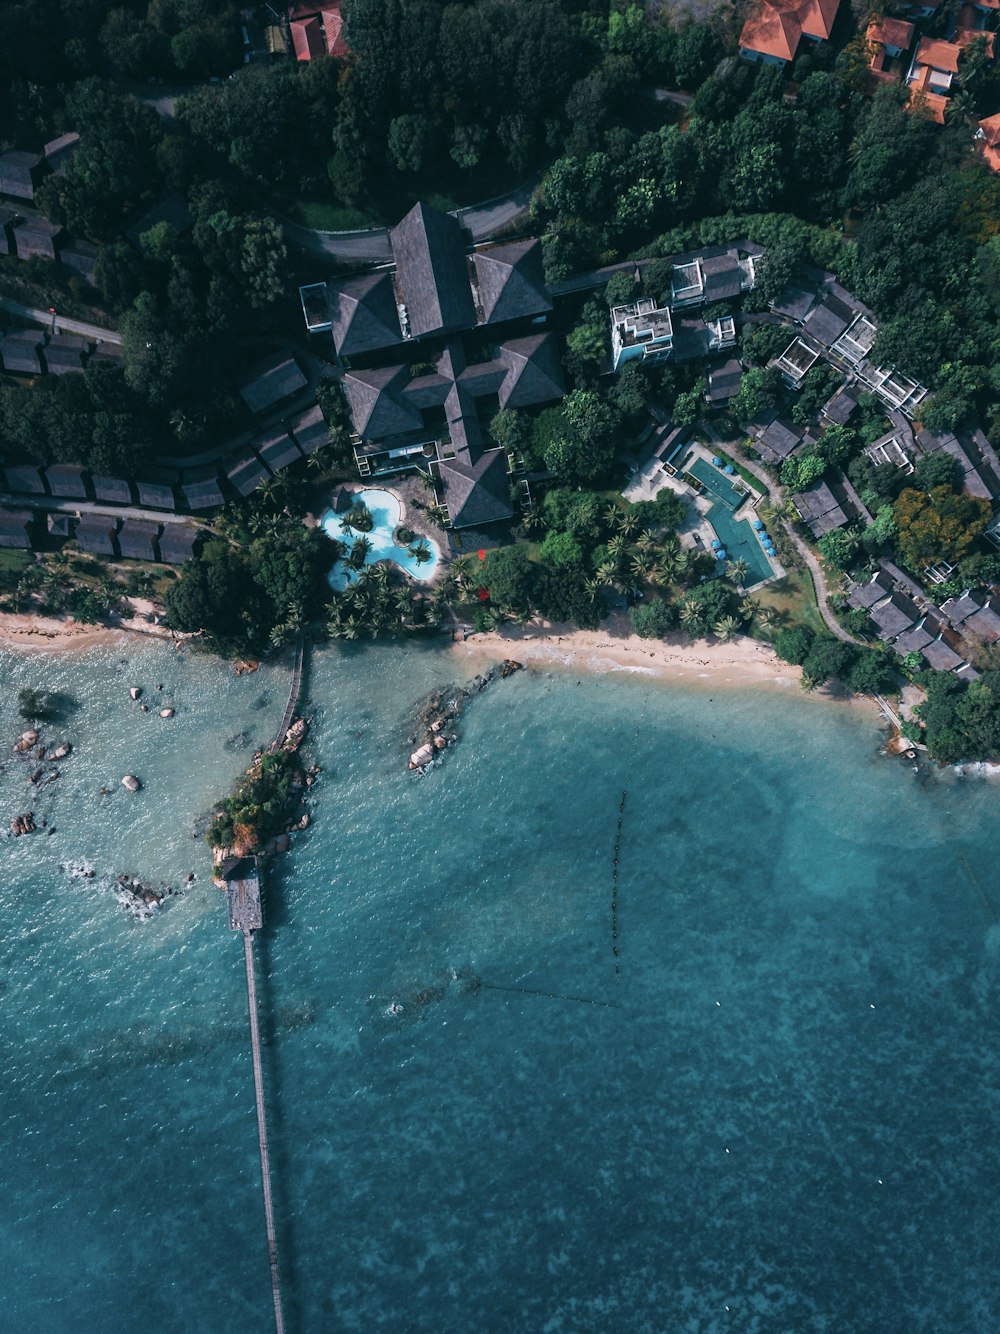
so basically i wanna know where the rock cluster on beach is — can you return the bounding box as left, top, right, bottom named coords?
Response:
left=407, top=660, right=522, bottom=772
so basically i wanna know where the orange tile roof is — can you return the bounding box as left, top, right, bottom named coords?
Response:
left=979, top=112, right=1000, bottom=147
left=288, top=3, right=347, bottom=61
left=739, top=0, right=840, bottom=61
left=914, top=36, right=961, bottom=73
left=955, top=27, right=997, bottom=59
left=865, top=15, right=915, bottom=49
left=982, top=143, right=1000, bottom=172
left=907, top=69, right=948, bottom=123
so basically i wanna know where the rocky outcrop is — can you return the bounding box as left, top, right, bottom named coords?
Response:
left=49, top=741, right=72, bottom=760
left=129, top=687, right=142, bottom=700
left=12, top=729, right=37, bottom=753
left=10, top=812, right=35, bottom=835
left=407, top=660, right=523, bottom=773
left=121, top=774, right=141, bottom=793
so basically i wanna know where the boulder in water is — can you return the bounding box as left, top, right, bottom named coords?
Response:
left=159, top=708, right=174, bottom=718
left=121, top=774, right=141, bottom=793
left=10, top=812, right=35, bottom=835
left=50, top=742, right=72, bottom=760
left=129, top=687, right=142, bottom=701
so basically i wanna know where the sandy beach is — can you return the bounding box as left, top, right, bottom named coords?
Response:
left=0, top=602, right=177, bottom=655
left=449, top=614, right=806, bottom=691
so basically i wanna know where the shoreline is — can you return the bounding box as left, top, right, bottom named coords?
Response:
left=448, top=615, right=882, bottom=718
left=0, top=607, right=179, bottom=655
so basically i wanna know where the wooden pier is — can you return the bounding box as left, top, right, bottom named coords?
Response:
left=271, top=636, right=306, bottom=752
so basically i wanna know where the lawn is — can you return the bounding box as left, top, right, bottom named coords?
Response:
left=0, top=548, right=33, bottom=592
left=290, top=201, right=379, bottom=232
left=756, top=567, right=826, bottom=636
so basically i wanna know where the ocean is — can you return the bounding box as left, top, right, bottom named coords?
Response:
left=0, top=637, right=997, bottom=1333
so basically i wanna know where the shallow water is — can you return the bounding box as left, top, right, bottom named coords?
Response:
left=321, top=488, right=440, bottom=590
left=1, top=639, right=998, bottom=1332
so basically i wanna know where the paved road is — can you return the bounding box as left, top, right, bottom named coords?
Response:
left=702, top=423, right=863, bottom=646
left=282, top=177, right=540, bottom=263
left=1, top=494, right=207, bottom=526
left=0, top=298, right=122, bottom=345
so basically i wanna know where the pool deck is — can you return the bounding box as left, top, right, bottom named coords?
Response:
left=623, top=442, right=784, bottom=591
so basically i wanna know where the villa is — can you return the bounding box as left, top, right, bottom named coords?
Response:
left=906, top=31, right=996, bottom=122
left=739, top=0, right=841, bottom=65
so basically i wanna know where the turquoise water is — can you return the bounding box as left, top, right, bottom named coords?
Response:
left=321, top=488, right=441, bottom=591
left=686, top=457, right=773, bottom=587
left=1, top=638, right=999, bottom=1332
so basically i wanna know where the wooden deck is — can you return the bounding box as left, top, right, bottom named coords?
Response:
left=225, top=858, right=263, bottom=932
left=271, top=636, right=306, bottom=752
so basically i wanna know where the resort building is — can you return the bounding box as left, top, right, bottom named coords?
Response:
left=287, top=3, right=348, bottom=60
left=304, top=202, right=561, bottom=534
left=791, top=479, right=849, bottom=536
left=976, top=113, right=1000, bottom=171
left=906, top=31, right=996, bottom=122
left=739, top=0, right=841, bottom=65
left=610, top=297, right=673, bottom=371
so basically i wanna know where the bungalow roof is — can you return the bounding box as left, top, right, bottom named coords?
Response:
left=158, top=525, right=200, bottom=564
left=42, top=335, right=86, bottom=375
left=44, top=464, right=88, bottom=498
left=0, top=506, right=34, bottom=548
left=701, top=253, right=744, bottom=301
left=256, top=430, right=302, bottom=475
left=866, top=15, right=915, bottom=49
left=135, top=478, right=177, bottom=510
left=181, top=472, right=225, bottom=510
left=2, top=463, right=45, bottom=494
left=437, top=450, right=513, bottom=529
left=739, top=0, right=839, bottom=61
left=12, top=216, right=62, bottom=260
left=914, top=36, right=961, bottom=73
left=75, top=516, right=119, bottom=556
left=804, top=293, right=856, bottom=346
left=868, top=592, right=919, bottom=639
left=497, top=333, right=564, bottom=410
left=226, top=454, right=270, bottom=497
left=963, top=603, right=1000, bottom=642
left=117, top=520, right=161, bottom=561
left=47, top=512, right=72, bottom=538
left=0, top=149, right=43, bottom=200
left=238, top=353, right=307, bottom=414
left=43, top=132, right=80, bottom=173
left=706, top=359, right=743, bottom=402
left=341, top=365, right=423, bottom=438
left=894, top=623, right=934, bottom=653
left=848, top=570, right=895, bottom=608
left=287, top=403, right=329, bottom=455
left=922, top=637, right=963, bottom=671
left=756, top=417, right=803, bottom=462
left=940, top=591, right=982, bottom=623
left=0, top=337, right=42, bottom=375
left=822, top=380, right=861, bottom=425
left=92, top=475, right=134, bottom=505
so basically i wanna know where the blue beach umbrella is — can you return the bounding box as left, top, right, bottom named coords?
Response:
left=717, top=548, right=728, bottom=560
left=724, top=464, right=735, bottom=475
left=753, top=519, right=764, bottom=531
left=710, top=537, right=721, bottom=549
left=712, top=456, right=722, bottom=467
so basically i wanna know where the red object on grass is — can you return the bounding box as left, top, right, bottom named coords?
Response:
left=478, top=589, right=490, bottom=601
left=477, top=549, right=486, bottom=560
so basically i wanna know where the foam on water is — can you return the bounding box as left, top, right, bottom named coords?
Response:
left=1, top=639, right=998, bottom=1332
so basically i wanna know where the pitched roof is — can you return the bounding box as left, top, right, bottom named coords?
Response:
left=498, top=334, right=564, bottom=409
left=848, top=571, right=895, bottom=609
left=238, top=353, right=307, bottom=414
left=135, top=478, right=177, bottom=510
left=42, top=335, right=87, bottom=375
left=75, top=516, right=119, bottom=555
left=866, top=16, right=914, bottom=49
left=739, top=0, right=839, bottom=62
left=0, top=149, right=43, bottom=200
left=438, top=450, right=513, bottom=528
left=341, top=365, right=423, bottom=438
left=117, top=520, right=161, bottom=561
left=287, top=403, right=329, bottom=455
left=907, top=68, right=949, bottom=124
left=389, top=202, right=476, bottom=338
left=158, top=525, right=201, bottom=564
left=226, top=453, right=270, bottom=497
left=328, top=272, right=402, bottom=357
left=44, top=464, right=88, bottom=498
left=804, top=293, right=856, bottom=346
left=256, top=430, right=303, bottom=474
left=979, top=114, right=1000, bottom=172
left=0, top=506, right=34, bottom=548
left=701, top=253, right=743, bottom=301
left=181, top=471, right=226, bottom=510
left=471, top=240, right=551, bottom=324
left=0, top=337, right=42, bottom=375
left=288, top=3, right=348, bottom=59
left=922, top=637, right=963, bottom=671
left=92, top=475, right=134, bottom=505
left=869, top=593, right=919, bottom=639
left=706, top=359, right=743, bottom=401
left=894, top=623, right=933, bottom=653
left=43, top=132, right=80, bottom=173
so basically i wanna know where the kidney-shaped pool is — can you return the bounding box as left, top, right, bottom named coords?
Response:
left=321, top=488, right=441, bottom=591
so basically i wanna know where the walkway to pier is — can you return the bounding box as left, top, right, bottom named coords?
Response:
left=271, top=636, right=306, bottom=752
left=243, top=928, right=285, bottom=1334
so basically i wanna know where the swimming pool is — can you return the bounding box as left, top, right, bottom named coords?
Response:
left=321, top=488, right=441, bottom=591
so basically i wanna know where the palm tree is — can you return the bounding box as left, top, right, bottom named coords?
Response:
left=725, top=557, right=750, bottom=586
left=596, top=560, right=618, bottom=587
left=714, top=614, right=742, bottom=642
left=603, top=502, right=622, bottom=528
left=617, top=510, right=641, bottom=538
left=450, top=555, right=476, bottom=591
left=634, top=532, right=659, bottom=558
left=606, top=534, right=628, bottom=561
left=583, top=576, right=604, bottom=602
left=679, top=600, right=703, bottom=632
left=756, top=605, right=778, bottom=630
left=740, top=597, right=761, bottom=623
left=630, top=551, right=656, bottom=581
left=409, top=539, right=432, bottom=564
left=350, top=535, right=373, bottom=569
left=945, top=88, right=977, bottom=125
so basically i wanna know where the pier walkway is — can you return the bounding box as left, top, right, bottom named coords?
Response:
left=243, top=928, right=285, bottom=1334
left=271, top=636, right=306, bottom=752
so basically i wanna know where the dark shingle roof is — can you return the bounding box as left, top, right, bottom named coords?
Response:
left=0, top=336, right=42, bottom=375
left=471, top=239, right=551, bottom=324
left=0, top=207, right=15, bottom=255
left=922, top=638, right=963, bottom=671
left=389, top=202, right=475, bottom=337
left=117, top=519, right=161, bottom=561
left=287, top=403, right=329, bottom=455
left=848, top=571, right=894, bottom=609
left=792, top=480, right=848, bottom=535
left=181, top=471, right=225, bottom=510
left=869, top=593, right=919, bottom=640
left=44, top=464, right=88, bottom=498
left=226, top=453, right=270, bottom=497
left=42, top=335, right=87, bottom=375
left=756, top=417, right=802, bottom=462
left=940, top=592, right=982, bottom=625
left=0, top=149, right=43, bottom=200
left=706, top=359, right=743, bottom=402
left=92, top=475, right=134, bottom=505
left=894, top=623, right=933, bottom=653
left=498, top=334, right=564, bottom=409
left=59, top=239, right=98, bottom=284
left=963, top=603, right=1000, bottom=642
left=341, top=365, right=423, bottom=438
left=12, top=216, right=61, bottom=260
left=823, top=381, right=861, bottom=425
left=804, top=293, right=856, bottom=346
left=2, top=463, right=46, bottom=494
left=135, top=478, right=177, bottom=510
left=157, top=525, right=200, bottom=564
left=75, top=516, right=119, bottom=555
left=0, top=506, right=34, bottom=548
left=328, top=272, right=402, bottom=356
left=256, top=430, right=302, bottom=474
left=438, top=450, right=513, bottom=528
left=238, top=353, right=307, bottom=414
left=701, top=253, right=742, bottom=301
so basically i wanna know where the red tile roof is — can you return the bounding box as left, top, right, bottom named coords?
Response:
left=979, top=114, right=1000, bottom=171
left=907, top=67, right=949, bottom=122
left=288, top=3, right=347, bottom=60
left=865, top=15, right=915, bottom=49
left=739, top=0, right=840, bottom=62
left=913, top=36, right=961, bottom=73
